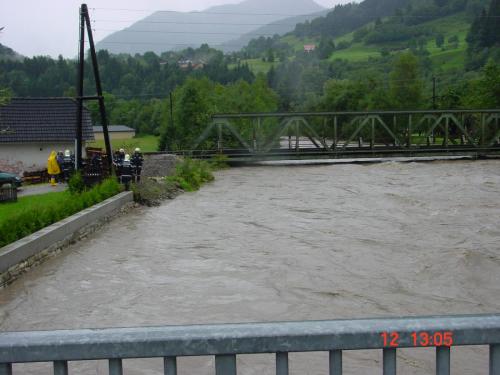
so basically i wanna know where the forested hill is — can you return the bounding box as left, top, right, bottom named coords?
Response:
left=0, top=43, right=23, bottom=61
left=96, top=0, right=324, bottom=55
left=292, top=0, right=413, bottom=38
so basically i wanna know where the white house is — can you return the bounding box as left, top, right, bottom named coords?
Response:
left=0, top=98, right=94, bottom=175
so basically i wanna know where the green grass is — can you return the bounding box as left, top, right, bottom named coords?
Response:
left=230, top=58, right=280, bottom=75
left=87, top=135, right=159, bottom=153
left=0, top=191, right=67, bottom=224
left=329, top=43, right=381, bottom=62
left=324, top=12, right=470, bottom=69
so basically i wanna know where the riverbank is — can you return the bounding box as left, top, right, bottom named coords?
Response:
left=0, top=158, right=220, bottom=286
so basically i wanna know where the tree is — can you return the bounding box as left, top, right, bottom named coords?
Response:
left=318, top=37, right=336, bottom=59
left=389, top=52, right=423, bottom=109
left=464, top=59, right=500, bottom=108
left=435, top=34, right=445, bottom=48
left=266, top=49, right=275, bottom=63
left=0, top=88, right=10, bottom=106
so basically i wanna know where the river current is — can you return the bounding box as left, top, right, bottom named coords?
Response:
left=1, top=160, right=499, bottom=374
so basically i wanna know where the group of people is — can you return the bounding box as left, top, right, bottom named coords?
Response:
left=47, top=147, right=144, bottom=188
left=47, top=150, right=75, bottom=186
left=113, top=148, right=144, bottom=186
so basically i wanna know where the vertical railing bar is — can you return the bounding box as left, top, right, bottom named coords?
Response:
left=164, top=357, right=177, bottom=375
left=0, top=363, right=12, bottom=375
left=383, top=348, right=396, bottom=375
left=371, top=117, right=375, bottom=149
left=276, top=352, right=289, bottom=375
left=215, top=354, right=237, bottom=375
left=53, top=360, right=69, bottom=375
left=436, top=346, right=450, bottom=375
left=408, top=114, right=412, bottom=148
left=333, top=116, right=338, bottom=149
left=109, top=358, right=123, bottom=375
left=490, top=344, right=500, bottom=375
left=329, top=350, right=342, bottom=375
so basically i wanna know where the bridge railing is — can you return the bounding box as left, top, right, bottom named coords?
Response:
left=190, top=110, right=500, bottom=155
left=1, top=314, right=499, bottom=375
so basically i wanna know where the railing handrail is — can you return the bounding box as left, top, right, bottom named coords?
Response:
left=212, top=109, right=500, bottom=119
left=1, top=314, right=500, bottom=363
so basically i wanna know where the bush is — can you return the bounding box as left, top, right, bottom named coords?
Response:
left=0, top=178, right=122, bottom=248
left=210, top=154, right=230, bottom=170
left=131, top=178, right=180, bottom=206
left=68, top=171, right=85, bottom=194
left=166, top=158, right=214, bottom=192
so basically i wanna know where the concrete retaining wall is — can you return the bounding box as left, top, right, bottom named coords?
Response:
left=0, top=191, right=133, bottom=285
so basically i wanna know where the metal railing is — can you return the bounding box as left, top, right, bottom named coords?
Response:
left=185, top=109, right=500, bottom=160
left=1, top=314, right=499, bottom=375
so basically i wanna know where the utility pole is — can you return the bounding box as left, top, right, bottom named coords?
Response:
left=76, top=4, right=113, bottom=173
left=76, top=6, right=85, bottom=170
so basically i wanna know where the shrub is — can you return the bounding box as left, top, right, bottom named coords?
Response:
left=68, top=171, right=85, bottom=194
left=210, top=154, right=230, bottom=170
left=166, top=158, right=214, bottom=192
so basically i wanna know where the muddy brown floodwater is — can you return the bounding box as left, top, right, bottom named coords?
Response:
left=1, top=160, right=500, bottom=374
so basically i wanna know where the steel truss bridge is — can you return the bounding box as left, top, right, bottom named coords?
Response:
left=175, top=110, right=500, bottom=161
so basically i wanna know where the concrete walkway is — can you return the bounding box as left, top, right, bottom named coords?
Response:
left=18, top=183, right=67, bottom=197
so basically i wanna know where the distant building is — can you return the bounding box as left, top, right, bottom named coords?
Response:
left=178, top=59, right=206, bottom=70
left=93, top=125, right=135, bottom=140
left=0, top=98, right=94, bottom=174
left=304, top=44, right=316, bottom=53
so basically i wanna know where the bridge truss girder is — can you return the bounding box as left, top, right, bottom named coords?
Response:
left=189, top=110, right=500, bottom=159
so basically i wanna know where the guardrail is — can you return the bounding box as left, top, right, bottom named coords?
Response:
left=0, top=314, right=499, bottom=375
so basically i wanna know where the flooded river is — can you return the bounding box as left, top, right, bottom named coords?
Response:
left=1, top=160, right=500, bottom=374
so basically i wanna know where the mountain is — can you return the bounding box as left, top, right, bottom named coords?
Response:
left=96, top=0, right=325, bottom=55
left=220, top=9, right=330, bottom=52
left=0, top=43, right=23, bottom=61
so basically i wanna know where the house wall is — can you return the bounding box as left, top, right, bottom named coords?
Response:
left=94, top=131, right=135, bottom=140
left=0, top=143, right=76, bottom=175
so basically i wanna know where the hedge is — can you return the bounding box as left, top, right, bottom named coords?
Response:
left=0, top=178, right=122, bottom=248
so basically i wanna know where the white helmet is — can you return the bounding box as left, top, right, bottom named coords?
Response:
left=119, top=148, right=125, bottom=153
left=64, top=149, right=71, bottom=157
left=135, top=148, right=141, bottom=153
left=124, top=154, right=131, bottom=162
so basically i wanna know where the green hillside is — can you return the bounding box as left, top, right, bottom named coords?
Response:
left=326, top=12, right=470, bottom=69
left=233, top=4, right=478, bottom=75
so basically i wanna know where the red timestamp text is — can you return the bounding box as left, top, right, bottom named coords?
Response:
left=381, top=331, right=453, bottom=348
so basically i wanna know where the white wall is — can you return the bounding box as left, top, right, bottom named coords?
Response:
left=0, top=143, right=75, bottom=175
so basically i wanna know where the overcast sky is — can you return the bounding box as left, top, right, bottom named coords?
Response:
left=0, top=0, right=353, bottom=58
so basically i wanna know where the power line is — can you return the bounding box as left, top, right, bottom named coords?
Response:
left=94, top=28, right=280, bottom=37
left=91, top=7, right=500, bottom=19
left=93, top=19, right=302, bottom=27
left=86, top=40, right=249, bottom=48
left=91, top=7, right=320, bottom=17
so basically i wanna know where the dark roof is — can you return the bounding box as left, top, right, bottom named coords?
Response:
left=93, top=125, right=135, bottom=133
left=0, top=98, right=94, bottom=143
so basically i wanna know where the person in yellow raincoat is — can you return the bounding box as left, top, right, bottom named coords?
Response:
left=47, top=151, right=61, bottom=186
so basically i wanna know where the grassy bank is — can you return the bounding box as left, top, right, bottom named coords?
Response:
left=87, top=135, right=159, bottom=153
left=0, top=179, right=122, bottom=248
left=132, top=158, right=224, bottom=206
